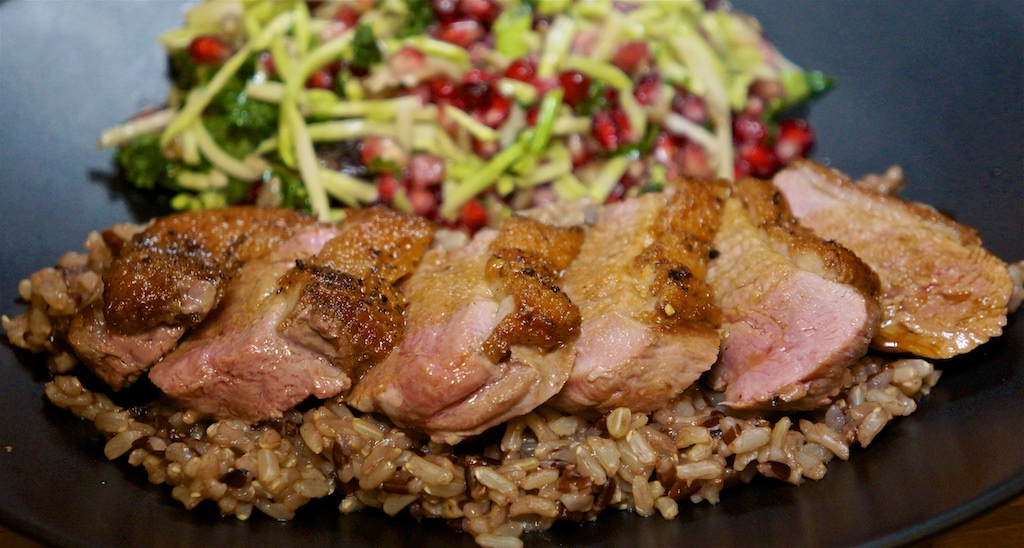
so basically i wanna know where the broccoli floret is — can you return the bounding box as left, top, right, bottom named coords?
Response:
left=396, top=0, right=435, bottom=39
left=351, top=24, right=383, bottom=68
left=207, top=75, right=278, bottom=158
left=115, top=134, right=178, bottom=190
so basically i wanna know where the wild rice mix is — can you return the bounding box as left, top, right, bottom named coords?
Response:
left=5, top=227, right=942, bottom=547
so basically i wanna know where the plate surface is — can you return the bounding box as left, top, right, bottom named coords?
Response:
left=1, top=1, right=1021, bottom=546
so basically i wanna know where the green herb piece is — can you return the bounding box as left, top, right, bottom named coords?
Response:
left=351, top=24, right=382, bottom=68
left=574, top=80, right=610, bottom=117
left=397, top=0, right=435, bottom=39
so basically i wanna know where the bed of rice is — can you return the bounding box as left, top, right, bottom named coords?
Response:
left=3, top=226, right=943, bottom=548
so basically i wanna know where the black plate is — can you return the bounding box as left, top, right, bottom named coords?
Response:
left=1, top=1, right=1021, bottom=546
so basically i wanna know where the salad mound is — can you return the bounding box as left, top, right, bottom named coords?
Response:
left=101, top=0, right=830, bottom=229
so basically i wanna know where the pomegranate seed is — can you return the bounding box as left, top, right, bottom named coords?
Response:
left=525, top=105, right=540, bottom=126
left=409, top=186, right=439, bottom=217
left=189, top=35, right=233, bottom=65
left=738, top=143, right=778, bottom=178
left=407, top=83, right=433, bottom=106
left=653, top=131, right=676, bottom=165
left=463, top=68, right=497, bottom=85
left=732, top=114, right=769, bottom=144
left=431, top=0, right=459, bottom=21
left=349, top=64, right=370, bottom=78
left=479, top=93, right=512, bottom=128
left=678, top=140, right=714, bottom=178
left=306, top=68, right=336, bottom=90
left=559, top=70, right=591, bottom=107
left=333, top=6, right=359, bottom=29
left=377, top=173, right=399, bottom=203
left=503, top=58, right=536, bottom=83
left=565, top=133, right=593, bottom=167
left=611, top=109, right=635, bottom=143
left=605, top=184, right=626, bottom=204
left=570, top=29, right=599, bottom=57
left=532, top=76, right=559, bottom=97
left=257, top=51, right=276, bottom=77
left=620, top=166, right=641, bottom=191
left=733, top=163, right=748, bottom=180
left=457, top=81, right=493, bottom=111
left=633, top=71, right=662, bottom=106
left=390, top=46, right=426, bottom=75
left=459, top=198, right=489, bottom=231
left=409, top=154, right=446, bottom=187
left=435, top=19, right=484, bottom=48
left=428, top=77, right=458, bottom=101
left=471, top=138, right=499, bottom=158
left=742, top=95, right=766, bottom=118
left=459, top=0, right=500, bottom=24
left=612, top=41, right=651, bottom=75
left=361, top=136, right=409, bottom=171
left=591, top=111, right=620, bottom=150
left=671, top=91, right=708, bottom=125
left=774, top=119, right=815, bottom=164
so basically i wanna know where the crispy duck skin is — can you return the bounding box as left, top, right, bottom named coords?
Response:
left=278, top=207, right=435, bottom=380
left=102, top=207, right=313, bottom=334
left=706, top=178, right=880, bottom=410
left=773, top=160, right=1012, bottom=359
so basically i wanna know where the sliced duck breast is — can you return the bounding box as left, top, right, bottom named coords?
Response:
left=706, top=178, right=880, bottom=410
left=68, top=207, right=314, bottom=389
left=550, top=180, right=725, bottom=414
left=102, top=207, right=313, bottom=333
left=278, top=207, right=435, bottom=380
left=148, top=225, right=345, bottom=422
left=773, top=160, right=1012, bottom=358
left=149, top=207, right=434, bottom=422
left=349, top=215, right=583, bottom=444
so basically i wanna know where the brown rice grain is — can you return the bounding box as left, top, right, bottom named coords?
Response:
left=509, top=495, right=559, bottom=519
left=675, top=460, right=724, bottom=481
left=474, top=467, right=517, bottom=496
left=474, top=533, right=524, bottom=548
left=729, top=426, right=771, bottom=454
left=521, top=468, right=560, bottom=491
left=631, top=476, right=655, bottom=517
left=606, top=407, right=632, bottom=438
left=655, top=495, right=679, bottom=519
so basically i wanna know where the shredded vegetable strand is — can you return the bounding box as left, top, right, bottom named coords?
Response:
left=192, top=119, right=267, bottom=181
left=284, top=102, right=330, bottom=220
left=442, top=139, right=527, bottom=218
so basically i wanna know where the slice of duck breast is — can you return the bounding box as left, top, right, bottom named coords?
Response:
left=348, top=216, right=583, bottom=444
left=148, top=226, right=346, bottom=422
left=149, top=207, right=435, bottom=422
left=549, top=180, right=724, bottom=415
left=773, top=160, right=1012, bottom=358
left=67, top=207, right=315, bottom=389
left=278, top=207, right=435, bottom=380
left=706, top=178, right=881, bottom=410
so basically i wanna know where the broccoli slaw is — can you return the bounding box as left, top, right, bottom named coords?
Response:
left=99, top=0, right=830, bottom=228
